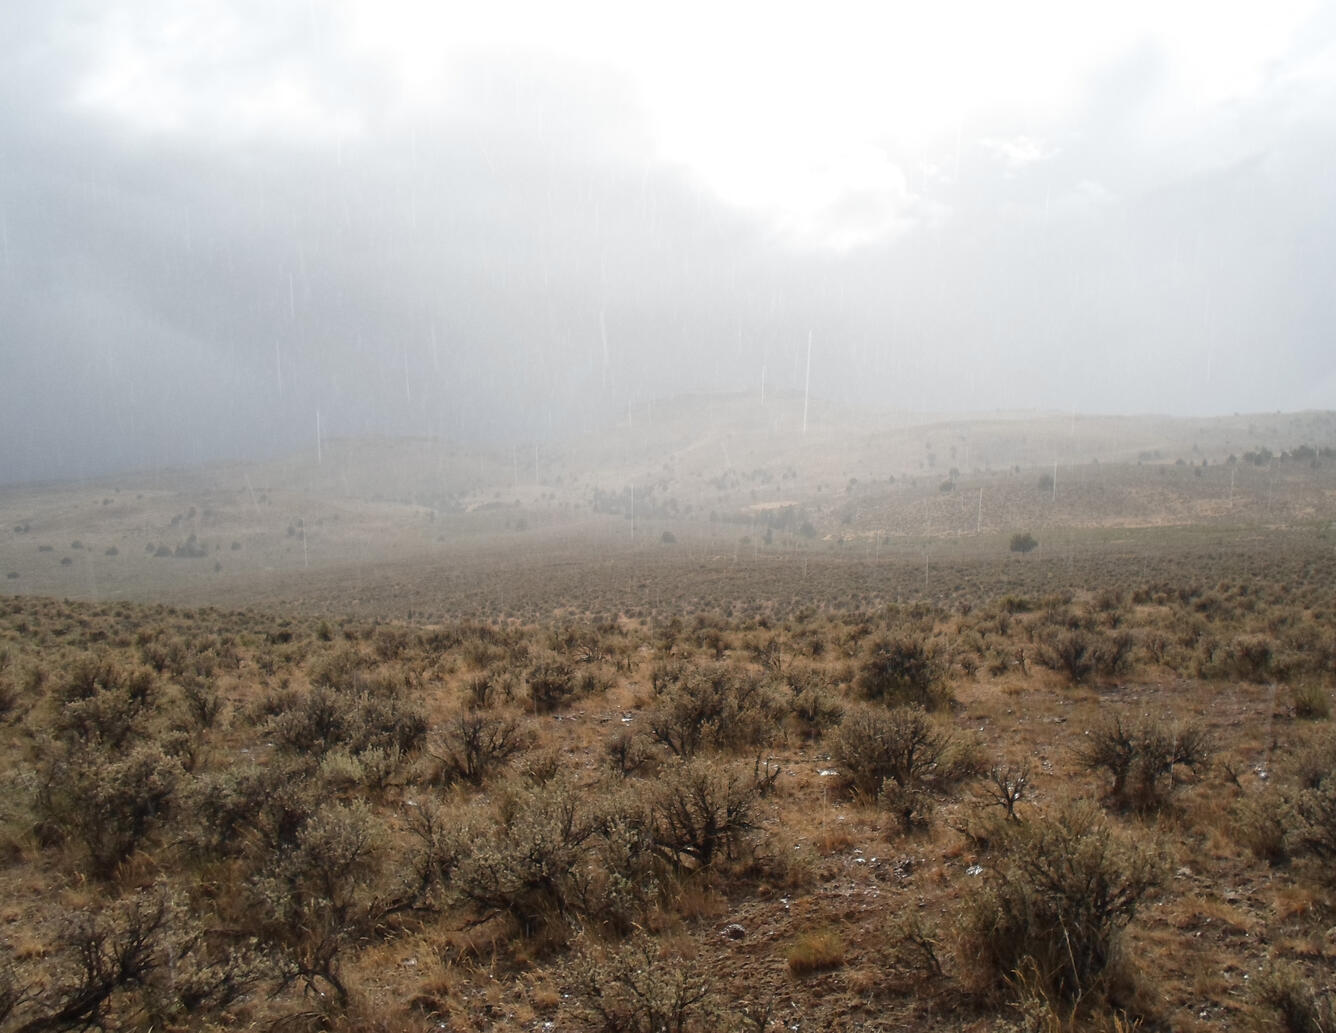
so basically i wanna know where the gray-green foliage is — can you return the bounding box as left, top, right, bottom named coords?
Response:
left=856, top=635, right=950, bottom=710
left=36, top=742, right=181, bottom=878
left=648, top=759, right=762, bottom=869
left=959, top=803, right=1162, bottom=1009
left=1037, top=628, right=1134, bottom=685
left=247, top=800, right=385, bottom=1007
left=433, top=710, right=530, bottom=785
left=833, top=705, right=974, bottom=828
left=452, top=777, right=659, bottom=936
left=571, top=933, right=721, bottom=1033
left=1077, top=713, right=1212, bottom=810
left=3, top=890, right=263, bottom=1032
left=647, top=662, right=781, bottom=758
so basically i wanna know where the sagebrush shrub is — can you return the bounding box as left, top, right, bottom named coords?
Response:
left=180, top=760, right=318, bottom=860
left=1286, top=725, right=1336, bottom=791
left=5, top=890, right=262, bottom=1033
left=59, top=653, right=155, bottom=706
left=1294, top=778, right=1336, bottom=863
left=604, top=728, right=653, bottom=777
left=1250, top=962, right=1335, bottom=1033
left=1232, top=790, right=1293, bottom=866
left=306, top=644, right=370, bottom=693
left=571, top=934, right=720, bottom=1033
left=832, top=705, right=972, bottom=828
left=0, top=652, right=17, bottom=720
left=1220, top=635, right=1278, bottom=683
left=1037, top=628, right=1134, bottom=685
left=647, top=662, right=780, bottom=758
left=1292, top=683, right=1332, bottom=721
left=525, top=654, right=581, bottom=711
left=432, top=711, right=529, bottom=786
left=784, top=664, right=844, bottom=741
left=53, top=656, right=158, bottom=749
left=649, top=759, right=762, bottom=868
left=268, top=686, right=426, bottom=760
left=959, top=802, right=1161, bottom=1010
left=1077, top=713, right=1212, bottom=810
left=856, top=635, right=950, bottom=710
left=36, top=742, right=180, bottom=877
left=464, top=671, right=511, bottom=710
left=452, top=778, right=654, bottom=935
left=247, top=800, right=386, bottom=1007
left=179, top=675, right=224, bottom=730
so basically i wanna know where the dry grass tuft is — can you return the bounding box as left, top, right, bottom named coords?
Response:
left=786, top=929, right=846, bottom=975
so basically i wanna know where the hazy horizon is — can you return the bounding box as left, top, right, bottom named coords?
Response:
left=4, top=391, right=1331, bottom=491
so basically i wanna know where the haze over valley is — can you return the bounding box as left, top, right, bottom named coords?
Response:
left=4, top=5, right=1336, bottom=1033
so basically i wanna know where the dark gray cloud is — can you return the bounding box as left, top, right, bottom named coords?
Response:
left=2, top=3, right=1333, bottom=483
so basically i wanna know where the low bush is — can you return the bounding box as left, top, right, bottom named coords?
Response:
left=649, top=759, right=763, bottom=869
left=53, top=656, right=157, bottom=749
left=431, top=711, right=529, bottom=786
left=0, top=652, right=18, bottom=720
left=187, top=759, right=322, bottom=863
left=1286, top=725, right=1336, bottom=791
left=855, top=635, right=950, bottom=710
left=1293, top=776, right=1336, bottom=864
left=959, top=802, right=1161, bottom=1013
left=268, top=686, right=427, bottom=761
left=59, top=653, right=155, bottom=705
left=4, top=890, right=263, bottom=1033
left=1250, top=962, right=1335, bottom=1033
left=647, top=663, right=780, bottom=758
left=1077, top=713, right=1212, bottom=811
left=784, top=665, right=844, bottom=741
left=464, top=671, right=512, bottom=710
left=1037, top=628, right=1134, bottom=685
left=1232, top=790, right=1293, bottom=866
left=885, top=912, right=946, bottom=980
left=452, top=778, right=655, bottom=936
left=604, top=728, right=653, bottom=777
left=1292, top=683, right=1332, bottom=721
left=525, top=654, right=582, bottom=712
left=832, top=705, right=974, bottom=829
left=36, top=743, right=181, bottom=878
left=179, top=675, right=224, bottom=731
left=571, top=934, right=721, bottom=1033
left=1219, top=635, right=1279, bottom=683
left=977, top=762, right=1031, bottom=823
left=246, top=800, right=387, bottom=1008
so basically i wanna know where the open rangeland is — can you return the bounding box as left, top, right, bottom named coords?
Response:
left=1, top=408, right=1334, bottom=1032
left=0, top=537, right=1334, bottom=1032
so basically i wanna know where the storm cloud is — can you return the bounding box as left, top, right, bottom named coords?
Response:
left=2, top=2, right=1334, bottom=482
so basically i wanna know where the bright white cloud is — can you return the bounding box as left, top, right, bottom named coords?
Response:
left=980, top=135, right=1057, bottom=171
left=71, top=2, right=363, bottom=143
left=64, top=0, right=1333, bottom=245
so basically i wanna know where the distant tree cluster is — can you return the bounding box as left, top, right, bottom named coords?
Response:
left=1010, top=532, right=1039, bottom=554
left=1232, top=444, right=1334, bottom=466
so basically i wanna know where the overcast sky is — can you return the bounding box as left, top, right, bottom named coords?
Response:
left=2, top=1, right=1334, bottom=482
